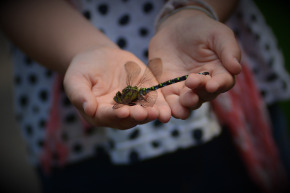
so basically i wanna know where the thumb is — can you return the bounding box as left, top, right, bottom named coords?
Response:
left=63, top=74, right=97, bottom=117
left=214, top=27, right=242, bottom=75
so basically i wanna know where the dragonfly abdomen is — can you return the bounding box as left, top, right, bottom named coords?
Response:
left=143, top=75, right=189, bottom=93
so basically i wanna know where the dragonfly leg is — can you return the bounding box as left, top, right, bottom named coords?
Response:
left=128, top=102, right=136, bottom=106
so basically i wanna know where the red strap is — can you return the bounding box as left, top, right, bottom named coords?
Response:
left=212, top=60, right=288, bottom=192
left=40, top=75, right=68, bottom=174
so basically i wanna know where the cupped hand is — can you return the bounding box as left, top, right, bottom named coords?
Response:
left=64, top=46, right=171, bottom=129
left=149, top=10, right=241, bottom=119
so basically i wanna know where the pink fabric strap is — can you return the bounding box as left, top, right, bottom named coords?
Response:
left=212, top=55, right=288, bottom=192
left=40, top=75, right=68, bottom=174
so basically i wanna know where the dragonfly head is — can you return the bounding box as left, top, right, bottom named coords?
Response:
left=113, top=91, right=122, bottom=103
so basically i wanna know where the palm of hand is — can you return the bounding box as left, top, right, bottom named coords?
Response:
left=64, top=47, right=171, bottom=129
left=149, top=12, right=240, bottom=119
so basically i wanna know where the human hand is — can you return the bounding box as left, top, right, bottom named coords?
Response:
left=149, top=10, right=241, bottom=119
left=64, top=46, right=171, bottom=130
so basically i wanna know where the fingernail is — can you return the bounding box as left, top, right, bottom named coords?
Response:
left=82, top=102, right=87, bottom=112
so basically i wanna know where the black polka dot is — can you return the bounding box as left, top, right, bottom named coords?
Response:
left=260, top=90, right=267, bottom=98
left=233, top=28, right=240, bottom=38
left=153, top=119, right=163, bottom=127
left=37, top=139, right=44, bottom=148
left=139, top=27, right=149, bottom=37
left=108, top=139, right=115, bottom=149
left=192, top=129, right=203, bottom=141
left=118, top=14, right=130, bottom=26
left=45, top=70, right=53, bottom=78
left=28, top=74, right=38, bottom=84
left=38, top=119, right=46, bottom=128
left=254, top=33, right=260, bottom=41
left=65, top=113, right=77, bottom=124
left=151, top=141, right=160, bottom=148
left=129, top=129, right=140, bottom=140
left=25, top=56, right=33, bottom=66
left=73, top=143, right=83, bottom=154
left=98, top=3, right=109, bottom=15
left=116, top=37, right=127, bottom=49
left=39, top=89, right=48, bottom=102
left=250, top=14, right=257, bottom=22
left=83, top=10, right=91, bottom=20
left=143, top=2, right=154, bottom=14
left=129, top=150, right=139, bottom=163
left=143, top=48, right=148, bottom=59
left=171, top=129, right=180, bottom=137
left=84, top=126, right=96, bottom=135
left=252, top=67, right=259, bottom=75
left=61, top=132, right=69, bottom=142
left=282, top=80, right=287, bottom=90
left=264, top=43, right=271, bottom=51
left=266, top=73, right=278, bottom=82
left=25, top=124, right=33, bottom=136
left=19, top=95, right=29, bottom=108
left=14, top=75, right=21, bottom=85
left=62, top=96, right=72, bottom=107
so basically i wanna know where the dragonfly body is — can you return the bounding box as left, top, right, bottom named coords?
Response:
left=113, top=72, right=209, bottom=108
left=137, top=74, right=189, bottom=96
left=113, top=86, right=140, bottom=106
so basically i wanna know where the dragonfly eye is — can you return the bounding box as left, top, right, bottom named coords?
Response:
left=114, top=91, right=122, bottom=103
left=115, top=91, right=121, bottom=96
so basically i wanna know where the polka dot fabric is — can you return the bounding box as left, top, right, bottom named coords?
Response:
left=10, top=0, right=290, bottom=166
left=80, top=0, right=161, bottom=62
left=226, top=0, right=290, bottom=104
left=11, top=0, right=221, bottom=166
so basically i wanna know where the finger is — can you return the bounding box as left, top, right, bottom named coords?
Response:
left=179, top=88, right=199, bottom=107
left=154, top=92, right=171, bottom=123
left=214, top=28, right=241, bottom=75
left=185, top=73, right=209, bottom=90
left=206, top=72, right=235, bottom=93
left=180, top=88, right=209, bottom=110
left=64, top=75, right=97, bottom=117
left=158, top=104, right=171, bottom=123
left=129, top=105, right=149, bottom=121
left=96, top=105, right=138, bottom=129
left=165, top=95, right=190, bottom=119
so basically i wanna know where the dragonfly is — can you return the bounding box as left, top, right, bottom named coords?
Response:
left=112, top=58, right=209, bottom=109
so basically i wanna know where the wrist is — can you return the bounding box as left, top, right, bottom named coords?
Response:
left=155, top=0, right=218, bottom=31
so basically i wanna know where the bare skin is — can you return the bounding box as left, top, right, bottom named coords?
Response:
left=0, top=0, right=240, bottom=129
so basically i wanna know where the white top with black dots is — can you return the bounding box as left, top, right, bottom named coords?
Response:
left=11, top=0, right=290, bottom=166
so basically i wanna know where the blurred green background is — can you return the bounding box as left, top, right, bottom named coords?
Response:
left=254, top=0, right=290, bottom=132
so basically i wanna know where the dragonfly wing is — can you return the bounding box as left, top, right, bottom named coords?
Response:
left=148, top=58, right=163, bottom=79
left=125, top=61, right=141, bottom=86
left=136, top=59, right=161, bottom=88
left=139, top=91, right=158, bottom=107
